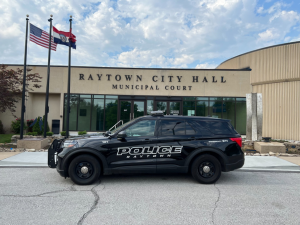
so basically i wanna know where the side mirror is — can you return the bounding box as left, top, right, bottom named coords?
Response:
left=117, top=131, right=127, bottom=140
left=103, top=131, right=111, bottom=137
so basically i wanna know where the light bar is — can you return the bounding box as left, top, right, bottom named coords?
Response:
left=150, top=111, right=164, bottom=116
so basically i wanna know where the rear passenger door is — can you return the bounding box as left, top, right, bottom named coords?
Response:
left=156, top=119, right=198, bottom=172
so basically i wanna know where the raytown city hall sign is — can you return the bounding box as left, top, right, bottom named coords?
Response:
left=78, top=74, right=227, bottom=91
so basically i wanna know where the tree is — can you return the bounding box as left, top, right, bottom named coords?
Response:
left=0, top=65, right=42, bottom=116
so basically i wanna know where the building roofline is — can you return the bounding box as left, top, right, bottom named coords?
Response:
left=2, top=64, right=251, bottom=71
left=217, top=41, right=300, bottom=68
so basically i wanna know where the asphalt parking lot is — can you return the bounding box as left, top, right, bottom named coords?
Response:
left=0, top=169, right=300, bottom=225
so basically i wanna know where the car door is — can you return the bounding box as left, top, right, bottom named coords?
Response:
left=156, top=119, right=198, bottom=173
left=106, top=118, right=158, bottom=173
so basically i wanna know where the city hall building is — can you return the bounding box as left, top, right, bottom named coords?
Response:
left=1, top=41, right=300, bottom=140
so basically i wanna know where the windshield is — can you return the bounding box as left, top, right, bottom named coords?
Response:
left=109, top=118, right=139, bottom=134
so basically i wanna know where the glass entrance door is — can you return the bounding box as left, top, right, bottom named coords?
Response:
left=120, top=101, right=131, bottom=123
left=120, top=100, right=145, bottom=123
left=156, top=101, right=167, bottom=115
left=169, top=101, right=180, bottom=115
left=133, top=101, right=145, bottom=119
left=156, top=101, right=181, bottom=115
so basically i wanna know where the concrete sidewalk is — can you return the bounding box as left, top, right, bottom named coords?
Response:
left=0, top=152, right=300, bottom=172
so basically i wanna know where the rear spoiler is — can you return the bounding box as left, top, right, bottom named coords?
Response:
left=48, top=138, right=65, bottom=168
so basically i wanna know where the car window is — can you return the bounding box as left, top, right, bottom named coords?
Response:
left=196, top=120, right=236, bottom=135
left=160, top=120, right=185, bottom=136
left=110, top=118, right=139, bottom=134
left=186, top=122, right=196, bottom=135
left=124, top=120, right=156, bottom=137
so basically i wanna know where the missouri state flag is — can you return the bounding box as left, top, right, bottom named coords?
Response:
left=53, top=26, right=76, bottom=49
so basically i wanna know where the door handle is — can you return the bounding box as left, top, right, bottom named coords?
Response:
left=188, top=137, right=195, bottom=140
left=145, top=139, right=152, bottom=142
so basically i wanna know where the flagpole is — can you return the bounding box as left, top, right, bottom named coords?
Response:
left=43, top=15, right=53, bottom=138
left=66, top=15, right=72, bottom=138
left=20, top=15, right=29, bottom=139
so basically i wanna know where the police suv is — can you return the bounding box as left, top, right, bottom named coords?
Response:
left=48, top=111, right=244, bottom=185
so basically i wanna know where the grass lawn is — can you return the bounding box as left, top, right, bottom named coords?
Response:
left=0, top=134, right=14, bottom=143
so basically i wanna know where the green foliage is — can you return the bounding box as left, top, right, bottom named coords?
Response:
left=60, top=131, right=66, bottom=136
left=0, top=65, right=42, bottom=116
left=32, top=116, right=50, bottom=135
left=0, top=134, right=13, bottom=143
left=11, top=118, right=27, bottom=134
left=46, top=132, right=53, bottom=136
left=0, top=120, right=4, bottom=134
left=78, top=130, right=87, bottom=135
left=32, top=117, right=42, bottom=134
left=27, top=132, right=38, bottom=136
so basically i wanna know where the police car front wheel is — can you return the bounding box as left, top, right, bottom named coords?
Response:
left=191, top=154, right=221, bottom=184
left=68, top=154, right=101, bottom=185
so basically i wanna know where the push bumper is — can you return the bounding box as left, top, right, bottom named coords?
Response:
left=56, top=157, right=66, bottom=177
left=48, top=138, right=64, bottom=169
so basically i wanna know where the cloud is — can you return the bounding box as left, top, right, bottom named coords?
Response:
left=195, top=63, right=218, bottom=69
left=258, top=28, right=280, bottom=41
left=0, top=0, right=300, bottom=68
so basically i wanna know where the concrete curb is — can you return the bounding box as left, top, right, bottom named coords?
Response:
left=237, top=169, right=300, bottom=173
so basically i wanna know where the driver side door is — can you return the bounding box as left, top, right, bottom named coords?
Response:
left=106, top=118, right=158, bottom=173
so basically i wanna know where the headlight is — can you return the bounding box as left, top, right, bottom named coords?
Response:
left=63, top=140, right=78, bottom=148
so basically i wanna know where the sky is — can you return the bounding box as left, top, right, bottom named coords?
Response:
left=1, top=0, right=300, bottom=69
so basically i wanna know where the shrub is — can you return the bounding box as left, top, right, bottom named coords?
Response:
left=0, top=120, right=4, bottom=134
left=46, top=132, right=53, bottom=136
left=32, top=116, right=50, bottom=135
left=11, top=118, right=27, bottom=134
left=60, top=131, right=66, bottom=136
left=32, top=117, right=42, bottom=134
left=78, top=130, right=87, bottom=135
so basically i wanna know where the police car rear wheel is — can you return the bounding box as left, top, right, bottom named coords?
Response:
left=191, top=154, right=221, bottom=184
left=69, top=154, right=101, bottom=185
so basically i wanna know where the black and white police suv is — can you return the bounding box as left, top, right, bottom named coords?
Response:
left=48, top=111, right=244, bottom=185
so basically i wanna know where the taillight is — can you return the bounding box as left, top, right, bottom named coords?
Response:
left=230, top=137, right=242, bottom=147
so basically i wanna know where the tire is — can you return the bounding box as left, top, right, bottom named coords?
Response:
left=68, top=154, right=101, bottom=185
left=191, top=154, right=221, bottom=184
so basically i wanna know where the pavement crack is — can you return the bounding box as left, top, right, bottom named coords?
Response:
left=2, top=189, right=69, bottom=198
left=212, top=183, right=220, bottom=225
left=77, top=182, right=102, bottom=225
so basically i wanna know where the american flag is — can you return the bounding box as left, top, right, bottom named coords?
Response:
left=29, top=23, right=57, bottom=51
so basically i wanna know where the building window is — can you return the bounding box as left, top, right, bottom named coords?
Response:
left=236, top=98, right=246, bottom=135
left=196, top=100, right=208, bottom=116
left=91, top=98, right=104, bottom=131
left=78, top=97, right=91, bottom=131
left=183, top=101, right=195, bottom=116
left=209, top=97, right=222, bottom=118
left=223, top=97, right=235, bottom=128
left=105, top=98, right=118, bottom=131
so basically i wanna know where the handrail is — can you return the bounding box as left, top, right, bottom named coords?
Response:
left=109, top=120, right=123, bottom=131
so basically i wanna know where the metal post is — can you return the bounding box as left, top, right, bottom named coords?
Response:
left=44, top=15, right=53, bottom=138
left=66, top=15, right=72, bottom=138
left=20, top=15, right=29, bottom=139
